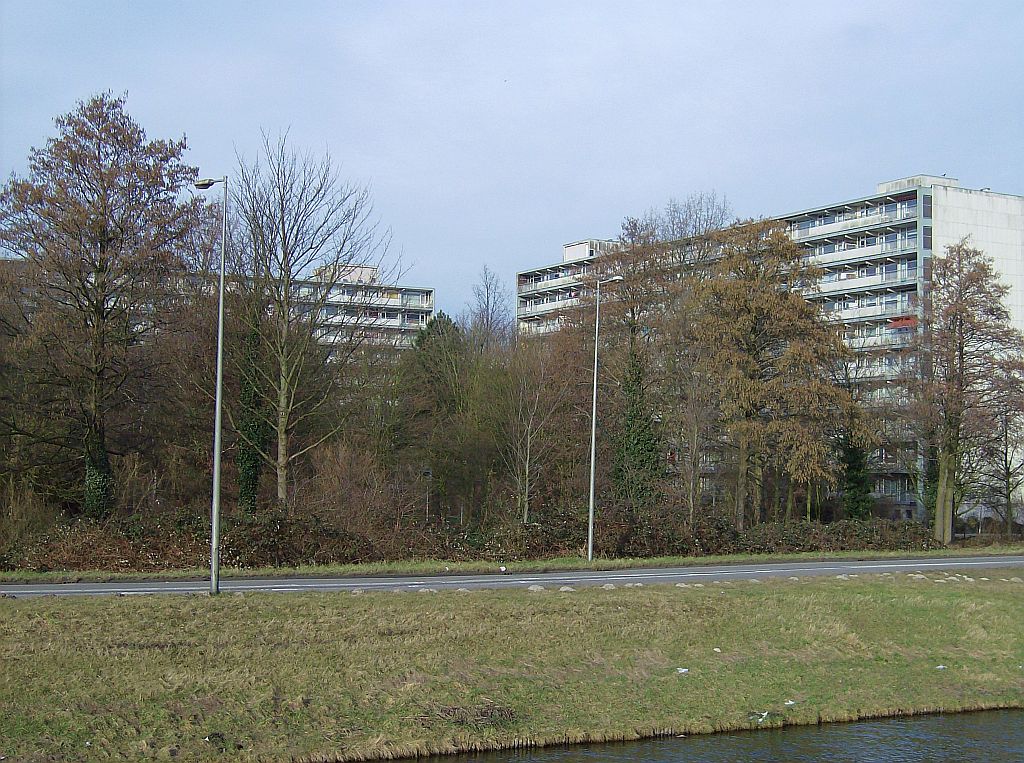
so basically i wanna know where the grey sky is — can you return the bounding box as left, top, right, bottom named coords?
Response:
left=2, top=0, right=1022, bottom=314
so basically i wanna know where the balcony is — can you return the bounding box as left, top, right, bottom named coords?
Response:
left=810, top=239, right=919, bottom=267
left=816, top=270, right=917, bottom=296
left=852, top=364, right=905, bottom=381
left=322, top=314, right=430, bottom=330
left=518, top=272, right=586, bottom=295
left=791, top=206, right=918, bottom=241
left=517, top=297, right=580, bottom=318
left=847, top=334, right=913, bottom=351
left=518, top=320, right=562, bottom=335
left=401, top=294, right=433, bottom=308
left=822, top=303, right=915, bottom=323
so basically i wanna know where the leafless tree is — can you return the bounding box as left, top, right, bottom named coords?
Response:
left=911, top=239, right=1024, bottom=544
left=231, top=133, right=392, bottom=504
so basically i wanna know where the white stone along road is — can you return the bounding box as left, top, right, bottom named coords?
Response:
left=1, top=555, right=1022, bottom=598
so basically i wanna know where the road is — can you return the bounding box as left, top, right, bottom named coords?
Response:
left=2, top=555, right=1022, bottom=598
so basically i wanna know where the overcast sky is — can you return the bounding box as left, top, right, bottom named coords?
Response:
left=2, top=0, right=1022, bottom=313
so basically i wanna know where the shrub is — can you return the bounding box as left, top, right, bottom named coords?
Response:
left=220, top=509, right=377, bottom=569
left=0, top=478, right=60, bottom=569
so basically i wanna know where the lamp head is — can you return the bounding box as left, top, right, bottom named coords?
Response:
left=195, top=178, right=220, bottom=190
left=603, top=275, right=625, bottom=284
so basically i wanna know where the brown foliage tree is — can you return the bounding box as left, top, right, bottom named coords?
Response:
left=0, top=93, right=201, bottom=515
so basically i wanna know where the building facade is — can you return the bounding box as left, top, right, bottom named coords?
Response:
left=516, top=239, right=617, bottom=335
left=782, top=175, right=1024, bottom=517
left=514, top=175, right=1024, bottom=517
left=303, top=265, right=435, bottom=349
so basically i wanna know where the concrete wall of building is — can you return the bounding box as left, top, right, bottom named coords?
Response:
left=932, top=186, right=1024, bottom=332
left=877, top=175, right=959, bottom=194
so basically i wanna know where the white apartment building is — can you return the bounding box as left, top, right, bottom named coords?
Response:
left=302, top=265, right=434, bottom=349
left=515, top=176, right=1024, bottom=517
left=784, top=175, right=1024, bottom=515
left=516, top=239, right=617, bottom=335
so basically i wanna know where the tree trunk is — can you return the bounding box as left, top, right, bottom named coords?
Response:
left=752, top=461, right=763, bottom=525
left=735, top=434, right=747, bottom=531
left=771, top=474, right=781, bottom=523
left=276, top=367, right=289, bottom=506
left=522, top=431, right=531, bottom=524
left=934, top=450, right=953, bottom=545
left=83, top=421, right=114, bottom=518
left=1005, top=476, right=1014, bottom=540
left=687, top=421, right=700, bottom=527
left=237, top=326, right=265, bottom=516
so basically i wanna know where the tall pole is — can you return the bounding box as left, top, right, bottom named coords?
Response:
left=587, top=280, right=602, bottom=562
left=210, top=176, right=228, bottom=595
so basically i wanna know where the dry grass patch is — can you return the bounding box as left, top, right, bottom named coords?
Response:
left=1, top=574, right=1022, bottom=761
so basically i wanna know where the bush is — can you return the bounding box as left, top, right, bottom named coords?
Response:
left=0, top=478, right=61, bottom=569
left=586, top=507, right=942, bottom=560
left=15, top=519, right=207, bottom=572
left=220, top=509, right=377, bottom=568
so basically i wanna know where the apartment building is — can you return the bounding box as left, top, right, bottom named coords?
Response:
left=514, top=175, right=1024, bottom=517
left=783, top=175, right=1024, bottom=515
left=516, top=239, right=617, bottom=335
left=303, top=265, right=435, bottom=349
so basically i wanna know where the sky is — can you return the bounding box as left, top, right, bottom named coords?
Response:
left=2, top=0, right=1023, bottom=314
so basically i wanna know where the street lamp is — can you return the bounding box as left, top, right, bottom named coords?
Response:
left=195, top=175, right=228, bottom=595
left=587, top=274, right=624, bottom=561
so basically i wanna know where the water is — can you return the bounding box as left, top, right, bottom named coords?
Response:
left=432, top=710, right=1024, bottom=762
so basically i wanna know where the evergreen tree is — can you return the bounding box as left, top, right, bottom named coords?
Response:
left=839, top=436, right=874, bottom=519
left=611, top=344, right=662, bottom=511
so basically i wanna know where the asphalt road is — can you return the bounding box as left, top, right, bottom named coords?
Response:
left=1, top=555, right=1022, bottom=598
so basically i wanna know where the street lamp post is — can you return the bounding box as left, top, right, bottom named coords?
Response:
left=587, top=275, right=623, bottom=562
left=195, top=175, right=228, bottom=595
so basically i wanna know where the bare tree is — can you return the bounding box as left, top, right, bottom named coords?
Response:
left=971, top=366, right=1024, bottom=538
left=231, top=133, right=391, bottom=505
left=494, top=340, right=571, bottom=523
left=913, top=239, right=1024, bottom=544
left=464, top=265, right=514, bottom=350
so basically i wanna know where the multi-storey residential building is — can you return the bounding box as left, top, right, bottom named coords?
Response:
left=304, top=265, right=435, bottom=349
left=516, top=239, right=617, bottom=335
left=782, top=175, right=1024, bottom=517
left=514, top=175, right=1024, bottom=518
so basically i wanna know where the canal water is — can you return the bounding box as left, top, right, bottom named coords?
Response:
left=431, top=709, right=1024, bottom=762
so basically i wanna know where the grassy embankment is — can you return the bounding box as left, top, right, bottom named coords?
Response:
left=2, top=571, right=1023, bottom=761
left=2, top=542, right=1022, bottom=584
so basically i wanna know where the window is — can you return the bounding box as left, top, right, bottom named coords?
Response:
left=923, top=194, right=932, bottom=219
left=923, top=226, right=932, bottom=250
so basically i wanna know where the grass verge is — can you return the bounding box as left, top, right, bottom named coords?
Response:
left=2, top=572, right=1023, bottom=761
left=2, top=542, right=1022, bottom=584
